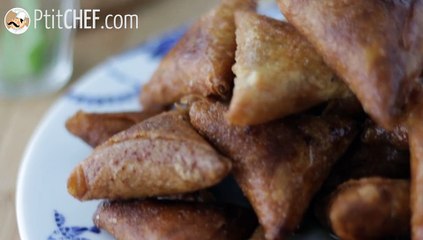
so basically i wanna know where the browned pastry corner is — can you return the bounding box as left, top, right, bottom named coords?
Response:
left=409, top=99, right=423, bottom=240
left=277, top=0, right=423, bottom=130
left=94, top=200, right=257, bottom=240
left=361, top=119, right=409, bottom=150
left=323, top=178, right=410, bottom=240
left=65, top=110, right=161, bottom=147
left=67, top=110, right=231, bottom=201
left=189, top=99, right=357, bottom=240
left=140, top=0, right=257, bottom=110
left=322, top=141, right=410, bottom=193
left=227, top=11, right=350, bottom=125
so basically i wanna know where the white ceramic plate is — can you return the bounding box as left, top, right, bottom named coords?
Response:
left=16, top=3, right=332, bottom=239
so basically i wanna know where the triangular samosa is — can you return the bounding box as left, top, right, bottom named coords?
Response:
left=189, top=99, right=357, bottom=240
left=277, top=0, right=423, bottom=129
left=227, top=11, right=349, bottom=125
left=67, top=110, right=231, bottom=200
left=94, top=200, right=257, bottom=240
left=140, top=0, right=257, bottom=110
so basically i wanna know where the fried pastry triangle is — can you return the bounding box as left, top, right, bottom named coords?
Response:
left=189, top=99, right=357, bottom=240
left=94, top=200, right=257, bottom=240
left=140, top=0, right=257, bottom=110
left=227, top=11, right=349, bottom=125
left=277, top=0, right=423, bottom=129
left=67, top=110, right=232, bottom=201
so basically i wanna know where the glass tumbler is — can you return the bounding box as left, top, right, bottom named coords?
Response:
left=0, top=0, right=77, bottom=98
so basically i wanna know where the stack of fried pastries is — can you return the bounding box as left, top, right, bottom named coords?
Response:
left=66, top=0, right=423, bottom=239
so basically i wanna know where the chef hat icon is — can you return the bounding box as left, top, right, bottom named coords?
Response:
left=13, top=9, right=27, bottom=21
left=16, top=11, right=27, bottom=21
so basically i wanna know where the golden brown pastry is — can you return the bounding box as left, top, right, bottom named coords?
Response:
left=361, top=119, right=409, bottom=150
left=227, top=11, right=349, bottom=125
left=189, top=99, right=357, bottom=240
left=67, top=110, right=232, bottom=201
left=66, top=110, right=160, bottom=147
left=94, top=200, right=257, bottom=240
left=322, top=142, right=410, bottom=193
left=277, top=0, right=423, bottom=130
left=409, top=99, right=423, bottom=240
left=323, top=178, right=410, bottom=240
left=140, top=0, right=257, bottom=110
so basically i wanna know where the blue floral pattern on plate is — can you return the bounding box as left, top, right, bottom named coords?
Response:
left=48, top=211, right=100, bottom=240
